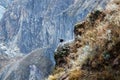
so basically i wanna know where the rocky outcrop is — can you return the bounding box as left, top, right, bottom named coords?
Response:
left=48, top=0, right=120, bottom=80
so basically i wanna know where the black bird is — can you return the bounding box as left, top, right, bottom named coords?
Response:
left=59, top=38, right=64, bottom=42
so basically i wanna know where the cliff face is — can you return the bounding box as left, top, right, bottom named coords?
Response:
left=0, top=0, right=110, bottom=80
left=49, top=0, right=120, bottom=80
left=0, top=0, right=108, bottom=56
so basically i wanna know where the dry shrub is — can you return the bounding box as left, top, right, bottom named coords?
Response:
left=52, top=67, right=64, bottom=75
left=96, top=71, right=116, bottom=80
left=48, top=75, right=57, bottom=80
left=69, top=69, right=83, bottom=80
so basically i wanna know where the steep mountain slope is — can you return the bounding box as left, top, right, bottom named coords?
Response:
left=0, top=0, right=108, bottom=56
left=0, top=48, right=55, bottom=80
left=0, top=0, right=110, bottom=80
left=49, top=0, right=120, bottom=79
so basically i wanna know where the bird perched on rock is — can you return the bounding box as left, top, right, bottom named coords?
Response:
left=59, top=38, right=64, bottom=42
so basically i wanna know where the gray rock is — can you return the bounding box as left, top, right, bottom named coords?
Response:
left=0, top=48, right=55, bottom=80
